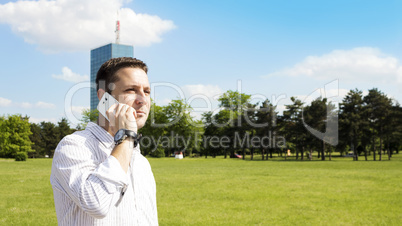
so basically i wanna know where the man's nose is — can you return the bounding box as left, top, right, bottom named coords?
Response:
left=135, top=91, right=146, bottom=105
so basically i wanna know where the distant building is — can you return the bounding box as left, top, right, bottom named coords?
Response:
left=90, top=43, right=134, bottom=111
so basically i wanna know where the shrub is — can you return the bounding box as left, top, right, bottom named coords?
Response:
left=149, top=147, right=165, bottom=158
left=15, top=152, right=28, bottom=161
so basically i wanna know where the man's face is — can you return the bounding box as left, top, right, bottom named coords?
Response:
left=111, top=67, right=151, bottom=129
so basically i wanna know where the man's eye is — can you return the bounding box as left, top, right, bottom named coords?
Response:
left=145, top=90, right=151, bottom=94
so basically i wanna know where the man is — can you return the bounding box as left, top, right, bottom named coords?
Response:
left=50, top=57, right=158, bottom=225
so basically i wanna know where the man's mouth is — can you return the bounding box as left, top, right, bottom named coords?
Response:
left=136, top=110, right=146, bottom=117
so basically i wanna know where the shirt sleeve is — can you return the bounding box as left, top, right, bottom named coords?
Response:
left=51, top=135, right=129, bottom=219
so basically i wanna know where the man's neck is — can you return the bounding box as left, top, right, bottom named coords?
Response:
left=97, top=117, right=113, bottom=136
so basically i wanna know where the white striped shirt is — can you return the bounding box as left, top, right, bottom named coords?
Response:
left=50, top=122, right=158, bottom=226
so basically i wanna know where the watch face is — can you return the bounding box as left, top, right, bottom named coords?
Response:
left=114, top=129, right=125, bottom=142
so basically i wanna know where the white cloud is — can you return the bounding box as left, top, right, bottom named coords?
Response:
left=180, top=84, right=223, bottom=119
left=273, top=88, right=352, bottom=115
left=36, top=101, right=56, bottom=109
left=294, top=88, right=350, bottom=105
left=29, top=117, right=58, bottom=124
left=52, top=67, right=89, bottom=83
left=190, top=111, right=204, bottom=121
left=12, top=101, right=55, bottom=109
left=0, top=0, right=176, bottom=52
left=71, top=106, right=88, bottom=115
left=181, top=84, right=223, bottom=99
left=151, top=84, right=223, bottom=118
left=19, top=102, right=33, bottom=108
left=0, top=97, right=12, bottom=107
left=154, top=98, right=171, bottom=106
left=264, top=47, right=402, bottom=84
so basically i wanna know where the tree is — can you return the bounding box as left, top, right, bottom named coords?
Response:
left=339, top=89, right=366, bottom=161
left=217, top=90, right=252, bottom=158
left=236, top=103, right=256, bottom=160
left=57, top=118, right=73, bottom=140
left=29, top=123, right=44, bottom=158
left=0, top=115, right=4, bottom=154
left=39, top=121, right=59, bottom=157
left=385, top=100, right=402, bottom=159
left=218, top=90, right=252, bottom=113
left=202, top=109, right=233, bottom=158
left=0, top=114, right=33, bottom=160
left=283, top=97, right=305, bottom=160
left=244, top=102, right=259, bottom=160
left=302, top=98, right=337, bottom=160
left=256, top=99, right=279, bottom=160
left=78, top=109, right=99, bottom=130
left=202, top=111, right=218, bottom=158
left=303, top=98, right=325, bottom=160
left=164, top=99, right=203, bottom=158
left=140, top=102, right=169, bottom=157
left=29, top=118, right=73, bottom=158
left=141, top=99, right=202, bottom=157
left=363, top=88, right=392, bottom=161
left=389, top=102, right=402, bottom=154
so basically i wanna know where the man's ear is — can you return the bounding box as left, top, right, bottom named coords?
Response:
left=97, top=89, right=106, bottom=101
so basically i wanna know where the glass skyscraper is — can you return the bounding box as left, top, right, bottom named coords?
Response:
left=90, top=43, right=134, bottom=111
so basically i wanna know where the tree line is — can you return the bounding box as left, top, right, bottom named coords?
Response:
left=139, top=87, right=402, bottom=161
left=0, top=116, right=73, bottom=160
left=0, top=87, right=401, bottom=161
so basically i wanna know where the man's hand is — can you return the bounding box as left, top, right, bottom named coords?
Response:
left=106, top=103, right=138, bottom=137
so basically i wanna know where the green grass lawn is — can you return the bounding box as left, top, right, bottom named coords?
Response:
left=1, top=154, right=401, bottom=225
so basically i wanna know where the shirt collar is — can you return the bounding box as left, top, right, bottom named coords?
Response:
left=86, top=122, right=114, bottom=149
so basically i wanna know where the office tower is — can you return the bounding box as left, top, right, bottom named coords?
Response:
left=90, top=43, right=134, bottom=111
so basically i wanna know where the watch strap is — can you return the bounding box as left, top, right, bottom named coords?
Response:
left=115, top=129, right=140, bottom=147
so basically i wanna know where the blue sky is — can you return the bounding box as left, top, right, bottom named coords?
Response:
left=0, top=0, right=401, bottom=126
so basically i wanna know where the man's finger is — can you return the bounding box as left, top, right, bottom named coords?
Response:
left=106, top=103, right=118, bottom=119
left=119, top=104, right=129, bottom=119
left=114, top=103, right=126, bottom=118
left=125, top=106, right=136, bottom=123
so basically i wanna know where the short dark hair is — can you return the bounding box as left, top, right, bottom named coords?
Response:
left=96, top=57, right=148, bottom=93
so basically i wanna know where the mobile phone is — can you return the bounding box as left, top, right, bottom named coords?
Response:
left=97, top=92, right=119, bottom=121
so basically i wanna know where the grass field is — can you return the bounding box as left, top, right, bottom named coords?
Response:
left=1, top=154, right=401, bottom=225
